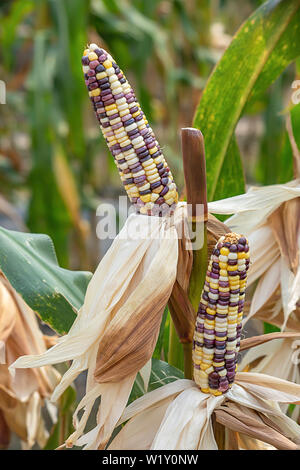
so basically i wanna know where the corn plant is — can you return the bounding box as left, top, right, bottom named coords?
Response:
left=0, top=0, right=300, bottom=451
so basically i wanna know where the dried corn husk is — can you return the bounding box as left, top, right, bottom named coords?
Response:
left=0, top=273, right=59, bottom=448
left=208, top=180, right=300, bottom=329
left=11, top=204, right=189, bottom=449
left=109, top=371, right=300, bottom=450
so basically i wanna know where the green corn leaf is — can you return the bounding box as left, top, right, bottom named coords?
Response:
left=44, top=386, right=77, bottom=450
left=194, top=0, right=300, bottom=202
left=129, top=358, right=184, bottom=404
left=290, top=101, right=300, bottom=153
left=0, top=226, right=92, bottom=334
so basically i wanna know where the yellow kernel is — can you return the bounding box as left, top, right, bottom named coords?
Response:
left=220, top=269, right=228, bottom=277
left=103, top=59, right=112, bottom=68
left=219, top=287, right=229, bottom=292
left=88, top=52, right=98, bottom=61
left=132, top=111, right=140, bottom=118
left=149, top=146, right=158, bottom=154
left=96, top=72, right=107, bottom=80
left=206, top=308, right=216, bottom=316
left=140, top=194, right=151, bottom=203
left=203, top=355, right=214, bottom=361
left=201, top=388, right=210, bottom=394
left=238, top=252, right=246, bottom=259
left=220, top=247, right=229, bottom=255
left=200, top=363, right=210, bottom=371
left=210, top=389, right=223, bottom=396
left=193, top=357, right=202, bottom=366
left=105, top=104, right=117, bottom=111
left=219, top=262, right=227, bottom=269
left=152, top=185, right=163, bottom=194
left=210, top=283, right=219, bottom=289
left=91, top=88, right=100, bottom=97
left=151, top=193, right=159, bottom=202
left=227, top=265, right=238, bottom=271
left=216, top=309, right=228, bottom=314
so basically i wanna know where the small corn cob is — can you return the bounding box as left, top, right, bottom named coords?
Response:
left=82, top=44, right=178, bottom=216
left=193, top=233, right=250, bottom=396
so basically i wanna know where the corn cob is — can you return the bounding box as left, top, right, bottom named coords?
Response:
left=82, top=44, right=178, bottom=216
left=193, top=233, right=250, bottom=396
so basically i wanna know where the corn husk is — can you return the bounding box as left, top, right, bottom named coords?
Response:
left=239, top=333, right=300, bottom=419
left=109, top=371, right=300, bottom=450
left=11, top=206, right=186, bottom=449
left=0, top=273, right=59, bottom=448
left=208, top=180, right=300, bottom=329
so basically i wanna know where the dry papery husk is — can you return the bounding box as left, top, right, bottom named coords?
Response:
left=244, top=288, right=300, bottom=332
left=208, top=180, right=300, bottom=330
left=108, top=370, right=300, bottom=450
left=0, top=273, right=60, bottom=448
left=239, top=331, right=300, bottom=420
left=11, top=204, right=196, bottom=449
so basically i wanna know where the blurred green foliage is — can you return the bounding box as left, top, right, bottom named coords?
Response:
left=0, top=0, right=298, bottom=272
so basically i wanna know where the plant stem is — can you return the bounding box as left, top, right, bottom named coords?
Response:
left=168, top=318, right=184, bottom=371
left=182, top=128, right=208, bottom=379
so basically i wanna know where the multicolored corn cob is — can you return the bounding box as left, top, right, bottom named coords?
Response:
left=82, top=44, right=178, bottom=216
left=193, top=233, right=250, bottom=396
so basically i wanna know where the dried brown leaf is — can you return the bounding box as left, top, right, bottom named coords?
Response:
left=94, top=232, right=178, bottom=383
left=268, top=199, right=300, bottom=274
left=240, top=331, right=300, bottom=352
left=244, top=287, right=300, bottom=331
left=0, top=410, right=10, bottom=449
left=215, top=402, right=299, bottom=450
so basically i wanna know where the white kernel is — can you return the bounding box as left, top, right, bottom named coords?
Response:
left=208, top=293, right=219, bottom=300
left=106, top=67, right=115, bottom=76
left=139, top=183, right=150, bottom=191
left=89, top=43, right=99, bottom=51
left=118, top=162, right=128, bottom=170
left=120, top=139, right=131, bottom=147
left=112, top=87, right=123, bottom=95
left=132, top=136, right=143, bottom=146
left=111, top=80, right=121, bottom=89
left=132, top=170, right=145, bottom=178
left=126, top=156, right=139, bottom=165
left=109, top=74, right=118, bottom=83
left=125, top=123, right=138, bottom=132
left=116, top=97, right=127, bottom=105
